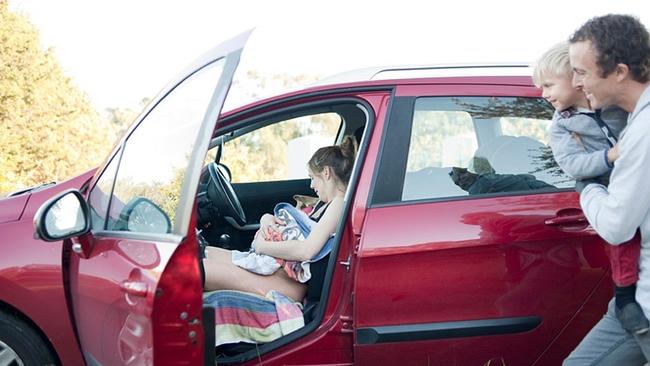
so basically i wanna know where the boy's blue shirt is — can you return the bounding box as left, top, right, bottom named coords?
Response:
left=548, top=106, right=628, bottom=180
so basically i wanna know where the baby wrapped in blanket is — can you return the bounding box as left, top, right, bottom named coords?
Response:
left=231, top=203, right=333, bottom=283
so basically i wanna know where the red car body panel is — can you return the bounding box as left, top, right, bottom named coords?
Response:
left=0, top=170, right=94, bottom=366
left=355, top=193, right=609, bottom=365
left=0, top=194, right=29, bottom=224
left=211, top=90, right=390, bottom=366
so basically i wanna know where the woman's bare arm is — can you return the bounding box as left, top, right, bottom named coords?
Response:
left=253, top=197, right=344, bottom=261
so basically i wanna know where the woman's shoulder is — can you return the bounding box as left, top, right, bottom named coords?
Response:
left=324, top=196, right=345, bottom=215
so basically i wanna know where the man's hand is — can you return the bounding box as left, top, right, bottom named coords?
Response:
left=607, top=144, right=620, bottom=164
left=575, top=178, right=602, bottom=194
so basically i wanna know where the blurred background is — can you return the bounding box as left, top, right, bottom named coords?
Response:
left=1, top=0, right=648, bottom=194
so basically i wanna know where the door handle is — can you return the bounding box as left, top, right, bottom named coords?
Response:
left=119, top=280, right=148, bottom=297
left=544, top=215, right=587, bottom=226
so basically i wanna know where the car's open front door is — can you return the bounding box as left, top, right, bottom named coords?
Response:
left=66, top=30, right=251, bottom=366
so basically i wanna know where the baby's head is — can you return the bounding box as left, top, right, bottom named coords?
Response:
left=533, top=41, right=589, bottom=111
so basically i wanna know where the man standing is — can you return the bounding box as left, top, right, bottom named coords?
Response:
left=564, top=14, right=650, bottom=365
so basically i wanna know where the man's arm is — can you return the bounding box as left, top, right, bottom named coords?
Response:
left=581, top=116, right=650, bottom=244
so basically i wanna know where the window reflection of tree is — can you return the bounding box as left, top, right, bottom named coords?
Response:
left=407, top=110, right=474, bottom=171
left=111, top=165, right=185, bottom=229
left=530, top=145, right=573, bottom=182
left=452, top=97, right=553, bottom=120
left=453, top=97, right=571, bottom=182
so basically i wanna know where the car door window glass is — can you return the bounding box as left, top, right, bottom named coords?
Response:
left=87, top=149, right=120, bottom=231
left=402, top=96, right=573, bottom=201
left=220, top=113, right=341, bottom=183
left=104, top=59, right=225, bottom=234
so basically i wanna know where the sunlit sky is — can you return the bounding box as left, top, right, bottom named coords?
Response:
left=9, top=0, right=650, bottom=111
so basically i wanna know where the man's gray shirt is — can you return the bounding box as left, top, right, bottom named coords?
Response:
left=581, top=85, right=650, bottom=318
left=549, top=107, right=628, bottom=179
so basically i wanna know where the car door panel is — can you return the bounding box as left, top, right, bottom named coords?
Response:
left=68, top=30, right=251, bottom=366
left=355, top=193, right=609, bottom=365
left=354, top=85, right=611, bottom=365
left=69, top=237, right=175, bottom=365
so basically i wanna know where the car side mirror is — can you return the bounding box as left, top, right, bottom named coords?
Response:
left=117, top=197, right=171, bottom=234
left=34, top=189, right=90, bottom=241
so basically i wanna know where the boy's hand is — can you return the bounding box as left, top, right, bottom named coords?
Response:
left=607, top=144, right=620, bottom=163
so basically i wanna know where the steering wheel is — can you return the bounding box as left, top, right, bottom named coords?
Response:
left=206, top=162, right=246, bottom=226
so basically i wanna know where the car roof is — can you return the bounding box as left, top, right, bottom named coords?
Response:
left=223, top=64, right=536, bottom=118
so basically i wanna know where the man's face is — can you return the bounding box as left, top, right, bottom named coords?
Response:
left=569, top=41, right=619, bottom=109
left=569, top=40, right=619, bottom=109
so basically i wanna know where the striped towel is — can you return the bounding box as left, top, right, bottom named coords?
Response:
left=204, top=289, right=304, bottom=346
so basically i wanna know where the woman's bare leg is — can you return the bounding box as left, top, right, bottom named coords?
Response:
left=202, top=247, right=306, bottom=302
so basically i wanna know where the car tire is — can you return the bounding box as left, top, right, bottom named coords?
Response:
left=0, top=311, right=57, bottom=366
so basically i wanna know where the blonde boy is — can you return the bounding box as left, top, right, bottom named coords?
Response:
left=534, top=42, right=647, bottom=334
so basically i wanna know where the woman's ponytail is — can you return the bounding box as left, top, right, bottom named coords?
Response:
left=308, top=135, right=358, bottom=185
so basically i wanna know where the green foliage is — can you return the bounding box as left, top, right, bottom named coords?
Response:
left=221, top=113, right=340, bottom=183
left=0, top=2, right=113, bottom=195
left=104, top=97, right=150, bottom=144
left=406, top=97, right=563, bottom=177
left=111, top=166, right=185, bottom=226
left=407, top=111, right=475, bottom=171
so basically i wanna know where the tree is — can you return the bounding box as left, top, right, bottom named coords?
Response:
left=220, top=70, right=337, bottom=182
left=0, top=1, right=112, bottom=194
left=104, top=97, right=151, bottom=144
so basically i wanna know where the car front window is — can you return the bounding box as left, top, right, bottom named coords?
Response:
left=220, top=112, right=341, bottom=183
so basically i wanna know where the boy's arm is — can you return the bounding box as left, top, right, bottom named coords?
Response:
left=549, top=122, right=611, bottom=180
left=581, top=114, right=650, bottom=244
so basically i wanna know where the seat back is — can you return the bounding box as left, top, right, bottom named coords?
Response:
left=402, top=167, right=466, bottom=200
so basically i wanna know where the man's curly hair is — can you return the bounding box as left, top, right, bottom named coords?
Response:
left=570, top=14, right=650, bottom=82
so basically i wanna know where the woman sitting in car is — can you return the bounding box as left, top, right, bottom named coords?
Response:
left=202, top=136, right=357, bottom=302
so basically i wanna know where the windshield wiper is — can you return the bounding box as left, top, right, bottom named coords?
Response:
left=7, top=182, right=55, bottom=197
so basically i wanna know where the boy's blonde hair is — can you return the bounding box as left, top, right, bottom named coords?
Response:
left=532, top=41, right=572, bottom=87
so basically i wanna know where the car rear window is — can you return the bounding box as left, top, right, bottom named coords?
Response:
left=402, top=96, right=573, bottom=201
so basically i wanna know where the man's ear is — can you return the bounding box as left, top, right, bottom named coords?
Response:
left=615, top=63, right=630, bottom=82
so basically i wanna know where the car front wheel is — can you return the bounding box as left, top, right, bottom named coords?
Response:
left=0, top=311, right=57, bottom=366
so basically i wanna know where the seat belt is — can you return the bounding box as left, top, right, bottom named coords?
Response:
left=579, top=109, right=618, bottom=147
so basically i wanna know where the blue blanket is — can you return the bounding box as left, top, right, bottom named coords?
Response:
left=231, top=203, right=334, bottom=282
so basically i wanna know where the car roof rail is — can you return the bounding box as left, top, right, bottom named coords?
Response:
left=371, top=63, right=532, bottom=80
left=316, top=63, right=532, bottom=85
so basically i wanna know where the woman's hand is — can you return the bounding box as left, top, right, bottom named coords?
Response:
left=252, top=230, right=270, bottom=254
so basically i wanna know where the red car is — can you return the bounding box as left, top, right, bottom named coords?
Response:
left=0, top=31, right=612, bottom=365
